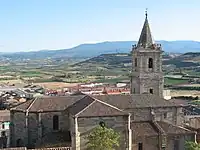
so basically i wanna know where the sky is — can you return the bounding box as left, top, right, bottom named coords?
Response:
left=0, top=0, right=199, bottom=52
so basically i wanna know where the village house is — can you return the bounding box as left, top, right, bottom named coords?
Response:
left=0, top=110, right=10, bottom=148
left=9, top=11, right=196, bottom=150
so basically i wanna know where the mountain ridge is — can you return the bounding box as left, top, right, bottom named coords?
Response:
left=1, top=40, right=200, bottom=60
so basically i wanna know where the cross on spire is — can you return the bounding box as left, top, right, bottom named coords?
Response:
left=145, top=8, right=148, bottom=18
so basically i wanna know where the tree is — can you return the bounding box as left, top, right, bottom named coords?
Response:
left=87, top=125, right=120, bottom=150
left=185, top=141, right=200, bottom=150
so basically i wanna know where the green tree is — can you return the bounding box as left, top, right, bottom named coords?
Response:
left=87, top=125, right=120, bottom=150
left=185, top=141, right=200, bottom=150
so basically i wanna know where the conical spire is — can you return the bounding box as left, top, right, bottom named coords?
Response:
left=137, top=9, right=153, bottom=48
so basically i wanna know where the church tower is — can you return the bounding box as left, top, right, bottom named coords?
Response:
left=130, top=10, right=164, bottom=97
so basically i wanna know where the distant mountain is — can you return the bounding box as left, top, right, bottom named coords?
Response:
left=1, top=40, right=200, bottom=60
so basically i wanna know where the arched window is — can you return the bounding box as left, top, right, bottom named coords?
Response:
left=150, top=89, right=153, bottom=94
left=53, top=115, right=59, bottom=130
left=148, top=58, right=153, bottom=68
left=2, top=123, right=5, bottom=129
left=135, top=58, right=137, bottom=67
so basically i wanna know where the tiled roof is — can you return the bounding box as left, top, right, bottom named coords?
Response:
left=67, top=95, right=94, bottom=116
left=170, top=99, right=189, bottom=106
left=68, top=95, right=127, bottom=117
left=131, top=121, right=195, bottom=138
left=11, top=94, right=179, bottom=113
left=12, top=95, right=84, bottom=112
left=0, top=110, right=10, bottom=122
left=93, top=94, right=179, bottom=109
left=10, top=100, right=34, bottom=111
left=131, top=121, right=158, bottom=137
left=157, top=121, right=195, bottom=135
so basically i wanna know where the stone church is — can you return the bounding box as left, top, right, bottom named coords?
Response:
left=9, top=12, right=196, bottom=150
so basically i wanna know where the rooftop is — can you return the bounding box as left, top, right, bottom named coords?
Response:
left=0, top=110, right=10, bottom=122
left=131, top=121, right=195, bottom=138
left=11, top=94, right=180, bottom=118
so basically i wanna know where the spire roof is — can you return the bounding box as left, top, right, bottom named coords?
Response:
left=137, top=9, right=153, bottom=48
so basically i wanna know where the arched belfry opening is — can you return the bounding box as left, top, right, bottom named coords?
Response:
left=148, top=58, right=153, bottom=69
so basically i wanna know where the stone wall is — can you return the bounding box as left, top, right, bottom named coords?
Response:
left=132, top=134, right=195, bottom=150
left=10, top=111, right=27, bottom=147
left=77, top=116, right=129, bottom=150
left=132, top=136, right=159, bottom=150
left=128, top=108, right=151, bottom=121
left=185, top=116, right=200, bottom=129
left=153, top=107, right=178, bottom=124
left=28, top=113, right=38, bottom=148
left=40, top=112, right=69, bottom=136
left=11, top=111, right=70, bottom=148
left=166, top=134, right=195, bottom=150
left=126, top=107, right=181, bottom=125
left=131, top=49, right=164, bottom=97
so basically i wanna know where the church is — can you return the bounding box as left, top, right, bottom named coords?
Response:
left=9, top=12, right=196, bottom=150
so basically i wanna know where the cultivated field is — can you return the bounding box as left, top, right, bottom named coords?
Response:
left=170, top=90, right=200, bottom=97
left=33, top=82, right=80, bottom=89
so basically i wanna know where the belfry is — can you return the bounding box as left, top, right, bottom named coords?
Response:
left=130, top=10, right=164, bottom=97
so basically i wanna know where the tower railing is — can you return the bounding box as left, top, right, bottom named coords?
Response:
left=132, top=43, right=162, bottom=51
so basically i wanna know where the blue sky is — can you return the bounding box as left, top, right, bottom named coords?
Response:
left=0, top=0, right=199, bottom=52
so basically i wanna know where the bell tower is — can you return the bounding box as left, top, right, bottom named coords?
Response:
left=130, top=10, right=164, bottom=97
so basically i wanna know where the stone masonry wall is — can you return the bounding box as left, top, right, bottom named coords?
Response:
left=132, top=136, right=159, bottom=150
left=40, top=111, right=69, bottom=136
left=126, top=107, right=180, bottom=125
left=166, top=134, right=195, bottom=150
left=28, top=113, right=38, bottom=148
left=131, top=49, right=164, bottom=97
left=77, top=116, right=129, bottom=150
left=11, top=111, right=70, bottom=148
left=11, top=111, right=27, bottom=147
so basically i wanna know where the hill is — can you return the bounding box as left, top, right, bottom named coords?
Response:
left=75, top=52, right=200, bottom=69
left=0, top=40, right=200, bottom=60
